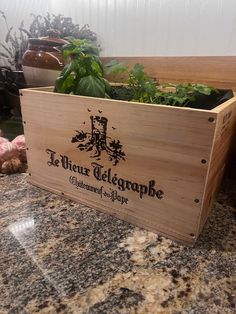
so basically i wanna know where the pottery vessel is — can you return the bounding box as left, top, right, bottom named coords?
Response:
left=22, top=36, right=67, bottom=87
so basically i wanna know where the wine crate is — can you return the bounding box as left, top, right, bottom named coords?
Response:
left=20, top=86, right=236, bottom=245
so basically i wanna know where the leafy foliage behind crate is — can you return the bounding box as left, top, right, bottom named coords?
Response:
left=0, top=11, right=97, bottom=70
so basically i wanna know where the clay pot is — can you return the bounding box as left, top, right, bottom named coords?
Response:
left=22, top=36, right=68, bottom=87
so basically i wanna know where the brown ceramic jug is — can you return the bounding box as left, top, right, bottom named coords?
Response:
left=22, top=33, right=68, bottom=87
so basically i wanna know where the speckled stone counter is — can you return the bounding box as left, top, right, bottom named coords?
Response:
left=0, top=173, right=235, bottom=314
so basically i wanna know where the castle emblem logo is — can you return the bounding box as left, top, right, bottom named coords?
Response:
left=71, top=110, right=126, bottom=166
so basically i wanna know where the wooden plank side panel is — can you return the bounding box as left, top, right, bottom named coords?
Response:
left=102, top=56, right=236, bottom=89
left=20, top=89, right=217, bottom=243
left=199, top=97, right=236, bottom=232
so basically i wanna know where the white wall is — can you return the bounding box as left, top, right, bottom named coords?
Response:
left=1, top=0, right=236, bottom=59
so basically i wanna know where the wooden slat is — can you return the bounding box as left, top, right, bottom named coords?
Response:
left=20, top=89, right=218, bottom=244
left=102, top=56, right=236, bottom=89
left=199, top=97, right=236, bottom=232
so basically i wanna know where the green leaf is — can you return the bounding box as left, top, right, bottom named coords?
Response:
left=62, top=43, right=76, bottom=59
left=78, top=66, right=87, bottom=77
left=60, top=74, right=76, bottom=93
left=76, top=75, right=105, bottom=98
left=104, top=60, right=128, bottom=76
left=70, top=47, right=83, bottom=55
left=60, top=60, right=77, bottom=78
left=130, top=63, right=145, bottom=81
left=54, top=76, right=64, bottom=92
left=91, top=60, right=103, bottom=76
left=102, top=78, right=111, bottom=94
left=62, top=40, right=99, bottom=59
left=80, top=42, right=99, bottom=55
left=93, top=55, right=103, bottom=71
left=54, top=60, right=78, bottom=93
left=192, top=84, right=214, bottom=95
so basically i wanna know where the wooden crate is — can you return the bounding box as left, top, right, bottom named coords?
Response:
left=20, top=57, right=236, bottom=245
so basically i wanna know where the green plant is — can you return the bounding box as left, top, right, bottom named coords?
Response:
left=153, top=83, right=217, bottom=107
left=105, top=60, right=217, bottom=106
left=54, top=39, right=110, bottom=98
left=105, top=61, right=157, bottom=102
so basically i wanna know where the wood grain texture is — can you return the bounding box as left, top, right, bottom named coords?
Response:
left=102, top=56, right=236, bottom=89
left=20, top=88, right=222, bottom=245
left=199, top=97, right=236, bottom=232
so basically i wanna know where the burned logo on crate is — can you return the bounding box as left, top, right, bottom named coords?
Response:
left=71, top=109, right=126, bottom=166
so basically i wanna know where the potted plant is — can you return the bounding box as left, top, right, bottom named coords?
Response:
left=0, top=11, right=97, bottom=72
left=20, top=41, right=236, bottom=245
left=0, top=11, right=97, bottom=120
left=20, top=13, right=97, bottom=86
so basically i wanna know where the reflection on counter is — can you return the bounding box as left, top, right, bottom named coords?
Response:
left=0, top=173, right=235, bottom=313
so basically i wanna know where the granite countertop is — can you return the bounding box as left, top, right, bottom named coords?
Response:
left=0, top=173, right=235, bottom=314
